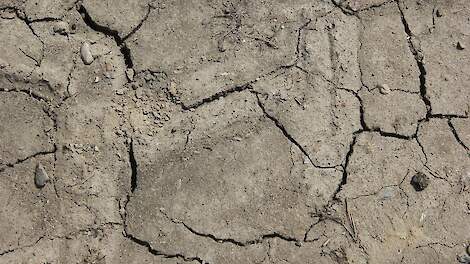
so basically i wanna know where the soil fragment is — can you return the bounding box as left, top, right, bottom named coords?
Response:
left=53, top=21, right=69, bottom=35
left=410, top=172, right=429, bottom=191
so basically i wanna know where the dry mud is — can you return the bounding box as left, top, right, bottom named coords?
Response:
left=0, top=0, right=469, bottom=263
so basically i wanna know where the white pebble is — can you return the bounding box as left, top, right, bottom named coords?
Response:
left=377, top=84, right=391, bottom=95
left=125, top=68, right=135, bottom=81
left=80, top=42, right=94, bottom=65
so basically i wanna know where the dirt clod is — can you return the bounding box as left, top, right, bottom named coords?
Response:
left=410, top=172, right=429, bottom=191
left=53, top=21, right=70, bottom=35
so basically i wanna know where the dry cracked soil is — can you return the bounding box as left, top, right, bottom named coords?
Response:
left=0, top=0, right=469, bottom=263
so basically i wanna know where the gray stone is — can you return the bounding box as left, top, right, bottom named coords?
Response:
left=80, top=42, right=94, bottom=65
left=35, top=162, right=49, bottom=188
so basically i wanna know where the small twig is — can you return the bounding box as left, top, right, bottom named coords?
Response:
left=345, top=198, right=358, bottom=241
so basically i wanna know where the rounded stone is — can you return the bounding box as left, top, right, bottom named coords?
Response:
left=35, top=163, right=50, bottom=188
left=80, top=42, right=94, bottom=65
left=410, top=172, right=429, bottom=192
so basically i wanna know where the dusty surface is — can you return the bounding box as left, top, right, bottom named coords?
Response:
left=0, top=0, right=469, bottom=263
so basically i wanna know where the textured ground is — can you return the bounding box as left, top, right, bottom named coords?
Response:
left=0, top=0, right=469, bottom=263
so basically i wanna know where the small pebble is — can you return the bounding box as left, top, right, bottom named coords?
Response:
left=53, top=21, right=69, bottom=35
left=377, top=84, right=391, bottom=95
left=457, top=254, right=470, bottom=263
left=125, top=68, right=135, bottom=81
left=378, top=186, right=395, bottom=200
left=457, top=41, right=466, bottom=50
left=80, top=42, right=94, bottom=65
left=410, top=172, right=429, bottom=191
left=94, top=76, right=100, bottom=83
left=35, top=163, right=50, bottom=188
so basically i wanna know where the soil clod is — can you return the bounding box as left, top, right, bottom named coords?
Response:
left=53, top=21, right=70, bottom=35
left=410, top=172, right=429, bottom=191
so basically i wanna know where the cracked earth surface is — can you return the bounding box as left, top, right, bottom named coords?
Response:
left=0, top=0, right=469, bottom=263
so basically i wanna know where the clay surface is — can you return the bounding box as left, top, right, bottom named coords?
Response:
left=0, top=0, right=468, bottom=263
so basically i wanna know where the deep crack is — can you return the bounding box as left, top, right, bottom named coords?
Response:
left=77, top=4, right=133, bottom=68
left=129, top=139, right=138, bottom=193
left=124, top=234, right=206, bottom=264
left=332, top=135, right=358, bottom=199
left=396, top=0, right=432, bottom=118
left=161, top=209, right=301, bottom=247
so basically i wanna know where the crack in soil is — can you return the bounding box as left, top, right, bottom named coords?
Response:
left=163, top=15, right=313, bottom=111
left=128, top=139, right=138, bottom=193
left=447, top=119, right=470, bottom=152
left=332, top=135, right=358, bottom=199
left=0, top=146, right=57, bottom=173
left=0, top=236, right=44, bottom=257
left=254, top=92, right=339, bottom=170
left=182, top=83, right=253, bottom=110
left=331, top=0, right=395, bottom=16
left=0, top=87, right=49, bottom=103
left=159, top=209, right=302, bottom=247
left=121, top=2, right=155, bottom=42
left=121, top=196, right=207, bottom=263
left=77, top=4, right=133, bottom=69
left=124, top=233, right=206, bottom=264
left=396, top=0, right=432, bottom=118
left=0, top=222, right=122, bottom=257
